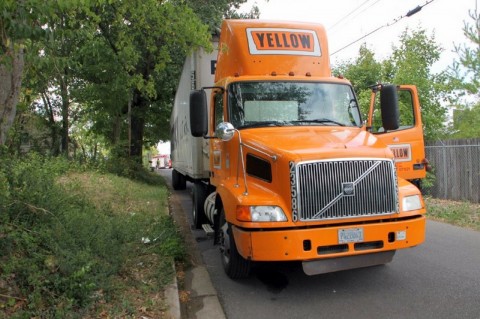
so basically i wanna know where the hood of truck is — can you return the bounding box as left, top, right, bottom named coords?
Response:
left=239, top=126, right=392, bottom=160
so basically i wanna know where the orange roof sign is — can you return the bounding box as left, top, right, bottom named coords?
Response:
left=246, top=28, right=321, bottom=56
left=215, top=20, right=331, bottom=80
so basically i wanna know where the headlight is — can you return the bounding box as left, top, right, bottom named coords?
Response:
left=236, top=205, right=287, bottom=222
left=402, top=195, right=422, bottom=211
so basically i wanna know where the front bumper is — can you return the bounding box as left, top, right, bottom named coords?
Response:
left=232, top=215, right=426, bottom=261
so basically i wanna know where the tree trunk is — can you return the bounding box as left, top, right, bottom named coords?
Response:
left=59, top=74, right=70, bottom=157
left=41, top=92, right=60, bottom=155
left=112, top=114, right=123, bottom=145
left=0, top=45, right=25, bottom=145
left=130, top=91, right=146, bottom=163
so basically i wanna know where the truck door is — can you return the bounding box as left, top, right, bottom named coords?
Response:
left=368, top=85, right=427, bottom=182
left=210, top=89, right=228, bottom=185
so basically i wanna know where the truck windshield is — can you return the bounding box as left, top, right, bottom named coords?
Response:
left=228, top=82, right=361, bottom=129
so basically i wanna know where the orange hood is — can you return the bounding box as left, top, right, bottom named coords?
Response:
left=239, top=126, right=392, bottom=161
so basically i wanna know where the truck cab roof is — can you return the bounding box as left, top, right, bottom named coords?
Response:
left=215, top=20, right=331, bottom=82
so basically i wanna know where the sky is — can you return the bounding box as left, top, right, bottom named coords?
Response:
left=239, top=0, right=478, bottom=71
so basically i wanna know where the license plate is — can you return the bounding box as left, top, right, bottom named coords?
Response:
left=338, top=228, right=364, bottom=244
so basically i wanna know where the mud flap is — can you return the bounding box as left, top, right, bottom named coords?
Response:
left=302, top=251, right=396, bottom=276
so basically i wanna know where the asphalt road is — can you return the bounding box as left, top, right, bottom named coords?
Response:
left=159, top=169, right=480, bottom=319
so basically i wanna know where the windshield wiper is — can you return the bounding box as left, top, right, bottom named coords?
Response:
left=291, top=119, right=346, bottom=126
left=239, top=121, right=291, bottom=129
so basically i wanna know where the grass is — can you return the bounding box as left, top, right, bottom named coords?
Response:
left=56, top=171, right=180, bottom=318
left=0, top=154, right=185, bottom=318
left=425, top=196, right=480, bottom=231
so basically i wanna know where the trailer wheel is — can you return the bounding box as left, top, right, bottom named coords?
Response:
left=192, top=183, right=208, bottom=229
left=219, top=209, right=251, bottom=279
left=172, top=169, right=186, bottom=190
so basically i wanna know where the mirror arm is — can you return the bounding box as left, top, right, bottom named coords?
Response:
left=202, top=86, right=225, bottom=92
left=234, top=129, right=249, bottom=196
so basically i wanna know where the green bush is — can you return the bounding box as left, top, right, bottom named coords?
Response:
left=101, top=155, right=166, bottom=186
left=421, top=164, right=436, bottom=195
left=0, top=154, right=184, bottom=317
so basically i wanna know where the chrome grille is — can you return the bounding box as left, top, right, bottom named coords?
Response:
left=293, top=159, right=398, bottom=221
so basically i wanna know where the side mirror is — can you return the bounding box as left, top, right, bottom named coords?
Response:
left=190, top=90, right=208, bottom=137
left=380, top=85, right=400, bottom=130
left=215, top=122, right=235, bottom=141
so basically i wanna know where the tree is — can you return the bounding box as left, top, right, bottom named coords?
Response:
left=451, top=104, right=480, bottom=138
left=1, top=1, right=94, bottom=154
left=0, top=0, right=35, bottom=145
left=453, top=8, right=480, bottom=94
left=388, top=28, right=448, bottom=140
left=74, top=1, right=211, bottom=162
left=76, top=0, right=259, bottom=162
left=334, top=45, right=382, bottom=118
left=27, top=5, right=93, bottom=156
left=448, top=7, right=480, bottom=138
left=184, top=0, right=260, bottom=32
left=4, top=0, right=261, bottom=160
left=333, top=28, right=449, bottom=140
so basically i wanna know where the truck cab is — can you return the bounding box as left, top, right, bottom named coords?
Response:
left=173, top=20, right=427, bottom=279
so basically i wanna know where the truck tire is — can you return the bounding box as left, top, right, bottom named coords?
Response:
left=172, top=169, right=186, bottom=190
left=219, top=209, right=251, bottom=279
left=192, top=183, right=208, bottom=229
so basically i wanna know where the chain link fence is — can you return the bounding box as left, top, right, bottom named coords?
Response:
left=425, top=138, right=480, bottom=203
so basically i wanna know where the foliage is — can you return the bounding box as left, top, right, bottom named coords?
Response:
left=333, top=28, right=449, bottom=140
left=334, top=45, right=382, bottom=118
left=0, top=0, right=90, bottom=147
left=452, top=8, right=480, bottom=94
left=450, top=103, right=480, bottom=138
left=389, top=28, right=450, bottom=140
left=4, top=0, right=251, bottom=161
left=76, top=0, right=211, bottom=161
left=447, top=8, right=480, bottom=138
left=102, top=153, right=167, bottom=185
left=0, top=154, right=184, bottom=317
left=183, top=0, right=260, bottom=32
left=420, top=165, right=436, bottom=194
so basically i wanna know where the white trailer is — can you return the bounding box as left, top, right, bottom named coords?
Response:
left=170, top=39, right=218, bottom=189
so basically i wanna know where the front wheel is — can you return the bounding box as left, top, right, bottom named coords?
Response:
left=219, top=209, right=251, bottom=279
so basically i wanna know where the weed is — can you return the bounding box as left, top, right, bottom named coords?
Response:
left=425, top=197, right=480, bottom=231
left=0, top=154, right=185, bottom=318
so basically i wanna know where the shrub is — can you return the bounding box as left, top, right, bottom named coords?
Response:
left=0, top=154, right=183, bottom=317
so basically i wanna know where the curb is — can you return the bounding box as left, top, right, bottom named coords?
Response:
left=165, top=177, right=226, bottom=319
left=164, top=262, right=181, bottom=319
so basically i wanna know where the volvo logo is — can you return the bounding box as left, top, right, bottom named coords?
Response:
left=342, top=182, right=355, bottom=196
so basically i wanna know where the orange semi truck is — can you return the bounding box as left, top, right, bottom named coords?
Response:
left=170, top=20, right=428, bottom=279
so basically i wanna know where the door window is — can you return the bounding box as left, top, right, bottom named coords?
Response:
left=372, top=89, right=415, bottom=133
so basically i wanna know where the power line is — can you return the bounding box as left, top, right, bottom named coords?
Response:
left=331, top=0, right=436, bottom=56
left=328, top=0, right=374, bottom=31
left=345, top=0, right=383, bottom=26
left=329, top=0, right=383, bottom=33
